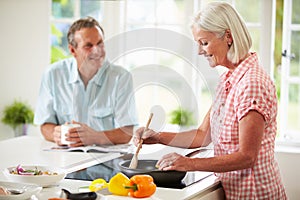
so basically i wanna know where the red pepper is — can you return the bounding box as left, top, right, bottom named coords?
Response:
left=124, top=175, right=156, bottom=198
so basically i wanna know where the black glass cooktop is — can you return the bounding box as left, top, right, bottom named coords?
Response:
left=66, top=154, right=213, bottom=189
left=155, top=171, right=213, bottom=189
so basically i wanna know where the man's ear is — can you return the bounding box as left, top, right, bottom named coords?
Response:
left=68, top=44, right=76, bottom=57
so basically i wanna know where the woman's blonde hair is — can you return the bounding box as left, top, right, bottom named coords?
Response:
left=191, top=2, right=252, bottom=64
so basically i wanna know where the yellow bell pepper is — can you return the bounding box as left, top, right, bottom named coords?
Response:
left=108, top=172, right=130, bottom=196
left=89, top=172, right=130, bottom=196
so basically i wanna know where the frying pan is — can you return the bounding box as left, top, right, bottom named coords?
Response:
left=118, top=148, right=212, bottom=186
left=118, top=159, right=187, bottom=186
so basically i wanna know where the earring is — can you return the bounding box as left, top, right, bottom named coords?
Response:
left=228, top=43, right=232, bottom=47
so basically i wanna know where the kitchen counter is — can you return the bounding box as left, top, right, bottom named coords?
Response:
left=0, top=136, right=121, bottom=174
left=36, top=175, right=223, bottom=199
left=0, top=136, right=224, bottom=199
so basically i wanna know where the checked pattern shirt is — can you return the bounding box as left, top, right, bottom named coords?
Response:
left=210, top=53, right=287, bottom=199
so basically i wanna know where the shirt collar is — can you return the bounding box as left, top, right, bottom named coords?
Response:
left=90, top=59, right=110, bottom=86
left=223, top=52, right=258, bottom=87
left=68, top=58, right=110, bottom=86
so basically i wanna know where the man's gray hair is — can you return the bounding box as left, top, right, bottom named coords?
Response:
left=67, top=16, right=104, bottom=48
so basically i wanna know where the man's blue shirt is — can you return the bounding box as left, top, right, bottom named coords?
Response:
left=34, top=57, right=138, bottom=130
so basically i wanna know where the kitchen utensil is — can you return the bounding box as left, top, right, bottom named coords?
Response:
left=0, top=181, right=42, bottom=200
left=128, top=113, right=153, bottom=169
left=7, top=187, right=26, bottom=194
left=119, top=148, right=212, bottom=186
left=61, top=189, right=97, bottom=200
left=120, top=159, right=186, bottom=186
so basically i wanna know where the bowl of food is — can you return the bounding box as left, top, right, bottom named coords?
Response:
left=2, top=165, right=66, bottom=187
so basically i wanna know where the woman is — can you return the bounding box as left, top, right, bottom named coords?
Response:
left=134, top=2, right=287, bottom=199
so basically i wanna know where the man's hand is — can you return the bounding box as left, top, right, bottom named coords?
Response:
left=53, top=125, right=63, bottom=145
left=66, top=121, right=111, bottom=147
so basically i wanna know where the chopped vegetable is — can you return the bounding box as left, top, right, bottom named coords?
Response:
left=89, top=178, right=108, bottom=192
left=16, top=164, right=25, bottom=174
left=124, top=175, right=156, bottom=198
left=10, top=165, right=58, bottom=176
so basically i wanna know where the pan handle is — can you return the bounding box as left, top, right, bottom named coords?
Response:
left=185, top=148, right=213, bottom=157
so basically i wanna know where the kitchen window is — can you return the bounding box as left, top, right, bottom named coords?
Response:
left=51, top=0, right=285, bottom=136
left=279, top=0, right=300, bottom=144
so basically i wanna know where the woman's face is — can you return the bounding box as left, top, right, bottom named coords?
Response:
left=192, top=25, right=232, bottom=68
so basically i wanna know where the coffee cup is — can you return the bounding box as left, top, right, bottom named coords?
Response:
left=61, top=124, right=81, bottom=145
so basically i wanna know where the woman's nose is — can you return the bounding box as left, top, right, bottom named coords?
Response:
left=198, top=46, right=205, bottom=55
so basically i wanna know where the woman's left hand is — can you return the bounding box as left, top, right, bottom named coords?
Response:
left=156, top=153, right=191, bottom=171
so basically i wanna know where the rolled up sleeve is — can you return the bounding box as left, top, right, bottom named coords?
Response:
left=34, top=70, right=58, bottom=125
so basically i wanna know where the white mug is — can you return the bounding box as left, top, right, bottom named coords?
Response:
left=61, top=124, right=81, bottom=145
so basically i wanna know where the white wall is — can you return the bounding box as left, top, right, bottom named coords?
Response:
left=275, top=148, right=300, bottom=200
left=0, top=0, right=50, bottom=139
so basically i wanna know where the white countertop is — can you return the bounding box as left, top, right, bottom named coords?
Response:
left=0, top=136, right=220, bottom=200
left=36, top=175, right=219, bottom=200
left=0, top=136, right=121, bottom=174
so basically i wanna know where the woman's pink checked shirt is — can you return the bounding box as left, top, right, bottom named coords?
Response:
left=210, top=53, right=287, bottom=199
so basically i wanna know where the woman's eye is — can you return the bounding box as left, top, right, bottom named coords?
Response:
left=201, top=42, right=208, bottom=46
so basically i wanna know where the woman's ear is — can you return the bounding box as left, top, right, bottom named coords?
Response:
left=225, top=29, right=233, bottom=46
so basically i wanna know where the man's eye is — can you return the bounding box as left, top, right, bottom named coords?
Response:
left=84, top=44, right=93, bottom=48
left=98, top=41, right=104, bottom=46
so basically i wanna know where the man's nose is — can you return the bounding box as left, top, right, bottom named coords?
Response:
left=91, top=45, right=101, bottom=54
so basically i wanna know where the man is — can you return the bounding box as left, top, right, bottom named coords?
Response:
left=34, top=17, right=138, bottom=181
left=34, top=17, right=138, bottom=147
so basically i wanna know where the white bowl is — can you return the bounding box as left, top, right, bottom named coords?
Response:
left=2, top=165, right=66, bottom=187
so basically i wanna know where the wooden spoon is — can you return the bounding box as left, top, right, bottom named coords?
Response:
left=129, top=113, right=153, bottom=169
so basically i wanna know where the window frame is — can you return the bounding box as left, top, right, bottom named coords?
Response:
left=278, top=0, right=300, bottom=145
left=50, top=0, right=278, bottom=133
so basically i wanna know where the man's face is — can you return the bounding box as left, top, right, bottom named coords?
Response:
left=69, top=26, right=106, bottom=70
